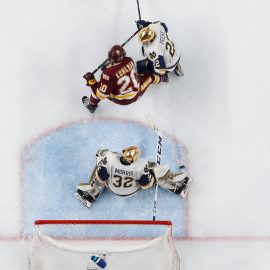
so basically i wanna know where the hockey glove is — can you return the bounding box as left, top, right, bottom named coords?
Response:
left=136, top=20, right=151, bottom=29
left=83, top=72, right=97, bottom=86
left=139, top=165, right=155, bottom=189
left=136, top=59, right=151, bottom=73
left=97, top=164, right=110, bottom=181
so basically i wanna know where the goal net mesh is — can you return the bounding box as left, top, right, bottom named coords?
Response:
left=29, top=220, right=180, bottom=270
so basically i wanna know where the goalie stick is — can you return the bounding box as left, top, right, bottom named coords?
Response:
left=146, top=115, right=163, bottom=221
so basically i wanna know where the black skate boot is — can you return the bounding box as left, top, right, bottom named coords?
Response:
left=174, top=63, right=184, bottom=77
left=160, top=73, right=169, bottom=82
left=74, top=189, right=96, bottom=208
left=82, top=96, right=98, bottom=114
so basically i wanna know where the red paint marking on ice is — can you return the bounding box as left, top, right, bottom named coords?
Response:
left=183, top=192, right=190, bottom=238
left=2, top=235, right=270, bottom=242
left=19, top=146, right=25, bottom=240
left=175, top=235, right=270, bottom=241
left=0, top=236, right=20, bottom=241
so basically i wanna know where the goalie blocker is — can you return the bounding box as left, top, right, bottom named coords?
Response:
left=74, top=147, right=191, bottom=208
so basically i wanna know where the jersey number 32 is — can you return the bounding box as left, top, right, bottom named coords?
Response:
left=113, top=175, right=133, bottom=188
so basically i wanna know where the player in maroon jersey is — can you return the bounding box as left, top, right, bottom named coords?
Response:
left=82, top=45, right=168, bottom=113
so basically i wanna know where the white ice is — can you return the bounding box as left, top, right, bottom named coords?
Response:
left=1, top=0, right=270, bottom=269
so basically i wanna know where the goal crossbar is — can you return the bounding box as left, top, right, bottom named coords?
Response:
left=35, top=220, right=172, bottom=226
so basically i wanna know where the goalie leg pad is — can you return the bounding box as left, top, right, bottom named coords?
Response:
left=157, top=175, right=191, bottom=198
left=169, top=172, right=188, bottom=183
left=74, top=189, right=96, bottom=208
left=77, top=181, right=104, bottom=197
left=75, top=176, right=105, bottom=207
left=77, top=183, right=92, bottom=192
left=96, top=149, right=109, bottom=159
left=174, top=177, right=192, bottom=198
left=152, top=164, right=171, bottom=179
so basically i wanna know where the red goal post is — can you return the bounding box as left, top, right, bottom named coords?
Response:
left=30, top=219, right=180, bottom=270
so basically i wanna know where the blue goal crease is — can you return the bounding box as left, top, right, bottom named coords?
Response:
left=21, top=119, right=187, bottom=238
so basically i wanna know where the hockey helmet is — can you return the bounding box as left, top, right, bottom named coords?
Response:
left=122, top=146, right=141, bottom=163
left=138, top=27, right=156, bottom=44
left=108, top=45, right=126, bottom=64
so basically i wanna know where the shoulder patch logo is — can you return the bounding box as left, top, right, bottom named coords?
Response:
left=149, top=51, right=157, bottom=60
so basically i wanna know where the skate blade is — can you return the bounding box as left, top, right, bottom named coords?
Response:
left=74, top=192, right=91, bottom=208
left=180, top=179, right=192, bottom=198
left=175, top=65, right=184, bottom=77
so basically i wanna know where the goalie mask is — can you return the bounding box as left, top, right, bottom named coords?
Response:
left=122, top=146, right=141, bottom=163
left=138, top=27, right=156, bottom=44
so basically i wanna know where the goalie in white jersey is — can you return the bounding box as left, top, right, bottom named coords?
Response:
left=136, top=20, right=184, bottom=77
left=75, top=146, right=191, bottom=208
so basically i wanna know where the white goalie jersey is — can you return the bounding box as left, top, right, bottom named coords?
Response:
left=96, top=150, right=150, bottom=196
left=142, top=22, right=180, bottom=73
left=75, top=148, right=191, bottom=208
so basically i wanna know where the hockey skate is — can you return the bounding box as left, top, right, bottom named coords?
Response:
left=74, top=189, right=96, bottom=208
left=174, top=63, right=184, bottom=77
left=160, top=73, right=169, bottom=82
left=174, top=177, right=192, bottom=198
left=82, top=96, right=98, bottom=114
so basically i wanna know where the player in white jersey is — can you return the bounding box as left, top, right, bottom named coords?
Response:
left=136, top=20, right=183, bottom=77
left=75, top=146, right=191, bottom=208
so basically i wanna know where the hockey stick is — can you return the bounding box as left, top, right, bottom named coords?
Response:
left=91, top=29, right=140, bottom=74
left=146, top=115, right=163, bottom=221
left=91, top=0, right=142, bottom=74
left=136, top=0, right=142, bottom=20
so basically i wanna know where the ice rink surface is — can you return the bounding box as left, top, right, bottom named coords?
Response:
left=21, top=119, right=187, bottom=237
left=1, top=0, right=270, bottom=269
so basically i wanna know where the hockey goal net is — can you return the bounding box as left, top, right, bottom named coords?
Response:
left=30, top=219, right=180, bottom=270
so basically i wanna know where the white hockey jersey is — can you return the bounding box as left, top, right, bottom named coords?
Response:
left=99, top=151, right=149, bottom=196
left=142, top=22, right=180, bottom=74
